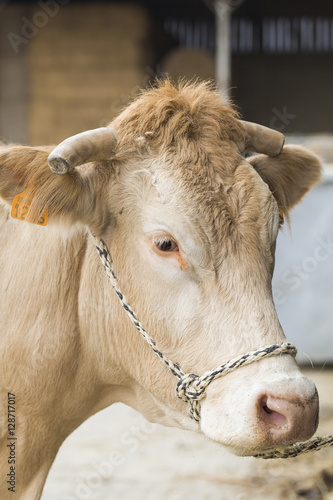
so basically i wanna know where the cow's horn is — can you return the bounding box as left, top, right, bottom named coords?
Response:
left=48, top=127, right=117, bottom=174
left=240, top=121, right=285, bottom=157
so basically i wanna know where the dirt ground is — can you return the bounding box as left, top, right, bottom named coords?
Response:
left=43, top=369, right=333, bottom=500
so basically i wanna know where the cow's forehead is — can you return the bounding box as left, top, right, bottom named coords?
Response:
left=167, top=145, right=274, bottom=221
left=112, top=80, right=278, bottom=260
left=147, top=144, right=278, bottom=265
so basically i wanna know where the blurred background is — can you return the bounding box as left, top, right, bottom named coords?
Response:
left=0, top=1, right=333, bottom=498
left=2, top=0, right=333, bottom=144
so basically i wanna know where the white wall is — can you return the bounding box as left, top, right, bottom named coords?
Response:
left=273, top=170, right=333, bottom=364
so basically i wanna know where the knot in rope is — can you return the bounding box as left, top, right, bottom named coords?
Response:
left=176, top=373, right=206, bottom=403
left=92, top=233, right=333, bottom=459
left=176, top=373, right=207, bottom=422
left=175, top=342, right=297, bottom=423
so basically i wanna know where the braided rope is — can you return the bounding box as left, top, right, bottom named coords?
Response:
left=91, top=234, right=333, bottom=459
left=91, top=234, right=185, bottom=380
left=175, top=342, right=297, bottom=421
left=254, top=435, right=333, bottom=459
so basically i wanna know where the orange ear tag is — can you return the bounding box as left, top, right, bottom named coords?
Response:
left=10, top=187, right=48, bottom=226
left=278, top=206, right=284, bottom=226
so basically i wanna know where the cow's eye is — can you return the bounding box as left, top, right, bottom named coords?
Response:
left=154, top=237, right=179, bottom=253
left=279, top=206, right=284, bottom=227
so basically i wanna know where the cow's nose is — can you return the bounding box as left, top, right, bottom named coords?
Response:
left=257, top=389, right=319, bottom=445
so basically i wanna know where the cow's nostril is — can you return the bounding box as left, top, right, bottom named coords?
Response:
left=263, top=404, right=273, bottom=414
left=261, top=398, right=288, bottom=427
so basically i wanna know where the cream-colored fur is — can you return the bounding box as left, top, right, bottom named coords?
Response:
left=0, top=81, right=322, bottom=499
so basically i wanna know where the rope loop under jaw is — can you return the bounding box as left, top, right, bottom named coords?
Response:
left=254, top=435, right=333, bottom=459
left=91, top=232, right=333, bottom=459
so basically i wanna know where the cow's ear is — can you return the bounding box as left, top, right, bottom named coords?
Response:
left=247, top=145, right=322, bottom=213
left=0, top=146, right=109, bottom=232
left=0, top=128, right=117, bottom=231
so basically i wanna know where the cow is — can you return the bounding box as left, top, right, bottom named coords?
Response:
left=0, top=80, right=322, bottom=499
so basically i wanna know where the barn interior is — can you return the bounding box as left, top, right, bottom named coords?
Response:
left=0, top=0, right=333, bottom=498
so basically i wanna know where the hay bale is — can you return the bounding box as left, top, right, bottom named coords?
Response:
left=27, top=3, right=152, bottom=144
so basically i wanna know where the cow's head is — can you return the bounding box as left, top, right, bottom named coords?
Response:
left=0, top=81, right=321, bottom=456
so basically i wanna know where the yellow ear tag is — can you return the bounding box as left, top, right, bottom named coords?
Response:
left=10, top=187, right=48, bottom=226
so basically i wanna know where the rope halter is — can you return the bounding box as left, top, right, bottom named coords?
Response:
left=91, top=234, right=333, bottom=459
left=175, top=343, right=297, bottom=422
